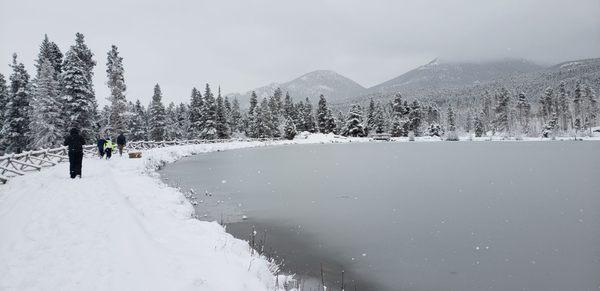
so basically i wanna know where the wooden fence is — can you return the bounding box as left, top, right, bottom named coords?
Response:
left=0, top=138, right=278, bottom=184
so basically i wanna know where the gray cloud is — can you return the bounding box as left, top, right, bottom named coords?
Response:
left=1, top=0, right=599, bottom=105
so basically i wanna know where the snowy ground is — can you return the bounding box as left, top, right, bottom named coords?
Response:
left=0, top=133, right=598, bottom=291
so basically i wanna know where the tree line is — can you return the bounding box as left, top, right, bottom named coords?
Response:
left=1, top=34, right=598, bottom=154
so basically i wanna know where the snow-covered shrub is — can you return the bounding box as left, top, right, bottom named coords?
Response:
left=408, top=131, right=415, bottom=141
left=446, top=131, right=459, bottom=141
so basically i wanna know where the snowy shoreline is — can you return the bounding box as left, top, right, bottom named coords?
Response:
left=1, top=133, right=599, bottom=291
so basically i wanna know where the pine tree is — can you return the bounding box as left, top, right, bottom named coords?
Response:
left=583, top=85, right=598, bottom=133
left=365, top=98, right=376, bottom=135
left=493, top=87, right=510, bottom=134
left=1, top=54, right=32, bottom=153
left=334, top=111, right=345, bottom=135
left=283, top=92, right=295, bottom=121
left=230, top=98, right=242, bottom=133
left=164, top=102, right=178, bottom=140
left=148, top=84, right=166, bottom=141
left=215, top=92, right=230, bottom=139
left=29, top=58, right=63, bottom=149
left=256, top=98, right=274, bottom=138
left=474, top=111, right=485, bottom=137
left=573, top=82, right=583, bottom=132
left=343, top=104, right=366, bottom=137
left=283, top=117, right=297, bottom=140
left=35, top=35, right=63, bottom=79
left=60, top=33, right=97, bottom=140
left=539, top=87, right=554, bottom=125
left=293, top=101, right=306, bottom=132
left=515, top=92, right=531, bottom=134
left=269, top=88, right=283, bottom=118
left=201, top=84, right=217, bottom=139
left=302, top=97, right=316, bottom=133
left=106, top=45, right=127, bottom=133
left=316, top=95, right=333, bottom=133
left=0, top=74, right=8, bottom=131
left=447, top=104, right=456, bottom=132
left=372, top=102, right=386, bottom=134
left=390, top=93, right=409, bottom=137
left=556, top=82, right=570, bottom=131
left=188, top=87, right=203, bottom=138
left=128, top=99, right=147, bottom=141
left=176, top=103, right=190, bottom=139
left=408, top=100, right=423, bottom=136
left=427, top=122, right=443, bottom=137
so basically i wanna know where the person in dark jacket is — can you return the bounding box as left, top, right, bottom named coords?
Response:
left=96, top=135, right=105, bottom=158
left=63, top=128, right=85, bottom=179
left=116, top=132, right=126, bottom=157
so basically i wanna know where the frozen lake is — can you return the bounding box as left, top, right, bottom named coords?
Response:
left=160, top=141, right=600, bottom=291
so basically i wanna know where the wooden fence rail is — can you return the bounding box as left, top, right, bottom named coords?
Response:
left=0, top=138, right=278, bottom=184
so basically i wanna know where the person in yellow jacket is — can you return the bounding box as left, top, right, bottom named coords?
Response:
left=103, top=138, right=115, bottom=159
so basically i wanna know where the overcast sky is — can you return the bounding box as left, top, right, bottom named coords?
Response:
left=1, top=0, right=599, bottom=105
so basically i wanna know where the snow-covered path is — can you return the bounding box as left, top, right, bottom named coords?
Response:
left=0, top=142, right=287, bottom=291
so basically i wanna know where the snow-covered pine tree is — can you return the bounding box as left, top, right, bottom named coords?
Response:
left=390, top=93, right=409, bottom=137
left=1, top=54, right=32, bottom=153
left=583, top=85, right=598, bottom=133
left=343, top=104, right=366, bottom=137
left=148, top=84, right=166, bottom=141
left=474, top=111, right=485, bottom=137
left=128, top=99, right=148, bottom=141
left=481, top=90, right=493, bottom=131
left=230, top=98, right=242, bottom=133
left=164, top=102, right=178, bottom=140
left=515, top=92, right=531, bottom=135
left=408, top=100, right=422, bottom=136
left=365, top=98, right=376, bottom=135
left=427, top=122, right=443, bottom=137
left=35, top=35, right=63, bottom=79
left=176, top=103, right=190, bottom=139
left=302, top=97, right=316, bottom=133
left=256, top=98, right=273, bottom=138
left=215, top=92, right=230, bottom=139
left=493, top=87, right=510, bottom=134
left=283, top=117, right=297, bottom=140
left=283, top=92, right=295, bottom=121
left=60, top=33, right=97, bottom=140
left=334, top=111, right=345, bottom=135
left=316, top=94, right=332, bottom=134
left=539, top=87, right=554, bottom=126
left=106, top=45, right=127, bottom=134
left=293, top=101, right=305, bottom=132
left=269, top=87, right=283, bottom=118
left=446, top=104, right=456, bottom=132
left=188, top=87, right=203, bottom=139
left=556, top=83, right=570, bottom=131
left=29, top=58, right=63, bottom=149
left=0, top=74, right=8, bottom=131
left=372, top=102, right=386, bottom=134
left=244, top=91, right=259, bottom=137
left=573, top=82, right=583, bottom=133
left=200, top=84, right=217, bottom=139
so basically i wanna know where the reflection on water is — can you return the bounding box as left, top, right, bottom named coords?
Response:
left=161, top=142, right=600, bottom=291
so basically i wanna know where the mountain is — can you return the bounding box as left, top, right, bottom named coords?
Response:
left=338, top=57, right=600, bottom=108
left=226, top=70, right=366, bottom=106
left=367, top=58, right=544, bottom=95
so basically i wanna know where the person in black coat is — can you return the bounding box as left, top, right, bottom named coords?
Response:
left=96, top=135, right=105, bottom=158
left=116, top=132, right=126, bottom=157
left=63, top=128, right=85, bottom=179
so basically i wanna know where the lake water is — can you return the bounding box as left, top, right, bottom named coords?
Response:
left=160, top=141, right=600, bottom=291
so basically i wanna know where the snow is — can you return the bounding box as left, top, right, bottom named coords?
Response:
left=0, top=134, right=598, bottom=290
